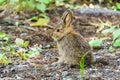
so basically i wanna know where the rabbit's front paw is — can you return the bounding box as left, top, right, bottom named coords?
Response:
left=52, top=59, right=64, bottom=66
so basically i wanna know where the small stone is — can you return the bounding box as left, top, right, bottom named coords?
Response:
left=76, top=75, right=81, bottom=79
left=44, top=65, right=49, bottom=70
left=62, top=71, right=69, bottom=77
left=63, top=76, right=73, bottom=80
left=53, top=74, right=60, bottom=79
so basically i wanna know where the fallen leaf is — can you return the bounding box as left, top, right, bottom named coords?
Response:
left=30, top=18, right=49, bottom=27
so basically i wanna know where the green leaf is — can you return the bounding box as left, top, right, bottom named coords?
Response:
left=15, top=21, right=19, bottom=27
left=109, top=46, right=115, bottom=51
left=30, top=18, right=49, bottom=26
left=3, top=37, right=9, bottom=42
left=113, top=39, right=120, bottom=47
left=105, top=21, right=112, bottom=26
left=80, top=52, right=89, bottom=78
left=0, top=32, right=6, bottom=38
left=39, top=13, right=49, bottom=19
left=113, top=29, right=120, bottom=41
left=36, top=3, right=46, bottom=12
left=0, top=0, right=5, bottom=5
left=23, top=41, right=29, bottom=47
left=27, top=46, right=42, bottom=58
left=29, top=16, right=38, bottom=21
left=15, top=38, right=29, bottom=47
left=28, top=0, right=35, bottom=9
left=15, top=38, right=24, bottom=46
left=18, top=50, right=26, bottom=59
left=102, top=26, right=115, bottom=34
left=65, top=4, right=74, bottom=9
left=96, top=23, right=104, bottom=33
left=116, top=2, right=120, bottom=10
left=10, top=0, right=19, bottom=4
left=0, top=54, right=10, bottom=65
left=109, top=46, right=113, bottom=50
left=0, top=54, right=3, bottom=59
left=89, top=39, right=102, bottom=47
left=25, top=54, right=31, bottom=58
left=38, top=0, right=51, bottom=4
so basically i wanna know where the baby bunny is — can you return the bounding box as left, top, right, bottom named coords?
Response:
left=52, top=9, right=94, bottom=66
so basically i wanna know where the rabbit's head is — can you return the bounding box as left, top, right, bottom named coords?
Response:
left=52, top=9, right=74, bottom=41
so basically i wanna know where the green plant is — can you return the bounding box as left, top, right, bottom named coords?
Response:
left=15, top=38, right=42, bottom=59
left=30, top=17, right=50, bottom=27
left=113, top=29, right=120, bottom=41
left=0, top=32, right=42, bottom=65
left=80, top=52, right=89, bottom=80
left=0, top=0, right=52, bottom=13
left=0, top=32, right=9, bottom=42
left=15, top=38, right=29, bottom=48
left=116, top=2, right=120, bottom=11
left=0, top=53, right=10, bottom=65
left=102, top=26, right=120, bottom=50
left=113, top=39, right=120, bottom=47
left=89, top=39, right=103, bottom=47
left=0, top=0, right=6, bottom=5
left=16, top=45, right=42, bottom=59
left=28, top=13, right=50, bottom=27
left=0, top=32, right=10, bottom=65
left=102, top=26, right=115, bottom=35
left=27, top=45, right=42, bottom=58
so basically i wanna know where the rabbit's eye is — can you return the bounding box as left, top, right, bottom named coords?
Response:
left=57, top=29, right=60, bottom=32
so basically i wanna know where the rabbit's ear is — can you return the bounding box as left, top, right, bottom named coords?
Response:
left=62, top=9, right=73, bottom=27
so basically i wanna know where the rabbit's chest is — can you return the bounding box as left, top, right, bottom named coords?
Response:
left=57, top=40, right=78, bottom=56
left=56, top=34, right=87, bottom=57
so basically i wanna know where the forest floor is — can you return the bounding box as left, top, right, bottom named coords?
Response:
left=0, top=8, right=120, bottom=80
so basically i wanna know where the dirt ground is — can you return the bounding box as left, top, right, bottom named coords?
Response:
left=0, top=9, right=120, bottom=80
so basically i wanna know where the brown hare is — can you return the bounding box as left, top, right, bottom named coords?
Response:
left=52, top=9, right=94, bottom=66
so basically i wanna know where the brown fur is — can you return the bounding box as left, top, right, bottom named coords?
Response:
left=52, top=9, right=94, bottom=65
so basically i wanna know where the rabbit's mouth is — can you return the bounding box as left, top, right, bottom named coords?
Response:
left=52, top=36, right=57, bottom=41
left=52, top=34, right=64, bottom=42
left=52, top=35, right=60, bottom=41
